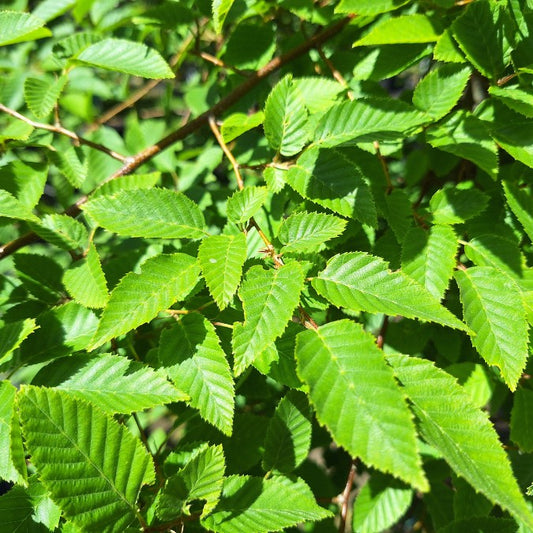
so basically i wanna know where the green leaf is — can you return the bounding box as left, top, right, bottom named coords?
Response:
left=354, top=14, right=441, bottom=46
left=489, top=86, right=533, bottom=118
left=503, top=181, right=533, bottom=242
left=158, top=444, right=225, bottom=519
left=18, top=386, right=156, bottom=533
left=63, top=243, right=109, bottom=309
left=285, top=147, right=377, bottom=225
left=413, top=64, right=471, bottom=120
left=336, top=0, right=411, bottom=15
left=31, top=213, right=89, bottom=252
left=0, top=381, right=27, bottom=484
left=264, top=75, right=308, bottom=156
left=433, top=29, right=466, bottom=63
left=24, top=76, right=68, bottom=118
left=0, top=160, right=48, bottom=209
left=201, top=475, right=331, bottom=533
left=296, top=320, right=427, bottom=490
left=198, top=233, right=247, bottom=309
left=0, top=119, right=34, bottom=142
left=0, top=190, right=39, bottom=222
left=32, top=0, right=77, bottom=22
left=159, top=314, right=235, bottom=436
left=455, top=267, right=528, bottom=390
left=92, top=171, right=161, bottom=197
left=33, top=353, right=187, bottom=414
left=262, top=390, right=312, bottom=474
left=429, top=186, right=489, bottom=224
left=49, top=146, right=87, bottom=187
left=83, top=188, right=206, bottom=239
left=292, top=77, right=343, bottom=113
left=212, top=0, right=236, bottom=34
left=277, top=212, right=347, bottom=254
left=90, top=253, right=200, bottom=350
left=313, top=252, right=467, bottom=331
left=510, top=387, right=533, bottom=452
left=226, top=186, right=269, bottom=225
left=0, top=484, right=49, bottom=533
left=314, top=98, right=428, bottom=147
left=0, top=318, right=37, bottom=365
left=439, top=517, right=519, bottom=533
left=401, top=225, right=458, bottom=300
left=388, top=354, right=533, bottom=529
left=382, top=189, right=412, bottom=242
left=221, top=111, right=264, bottom=143
left=0, top=11, right=50, bottom=46
left=426, top=111, right=498, bottom=179
left=352, top=473, right=413, bottom=533
left=77, top=38, right=174, bottom=79
left=451, top=0, right=511, bottom=80
left=232, top=262, right=305, bottom=375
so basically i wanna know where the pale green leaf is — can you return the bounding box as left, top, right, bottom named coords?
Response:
left=24, top=76, right=68, bottom=118
left=0, top=318, right=37, bottom=365
left=158, top=444, right=225, bottom=519
left=212, top=0, right=235, bottom=34
left=388, top=354, right=533, bottom=529
left=0, top=190, right=39, bottom=222
left=0, top=160, right=48, bottom=209
left=92, top=172, right=160, bottom=197
left=53, top=31, right=101, bottom=59
left=313, top=252, right=467, bottom=331
left=226, top=186, right=269, bottom=225
left=452, top=0, right=511, bottom=80
left=264, top=75, right=308, bottom=156
left=33, top=353, right=187, bottom=414
left=31, top=213, right=89, bottom=252
left=401, top=225, right=458, bottom=300
left=426, top=111, right=498, bottom=179
left=277, top=212, right=347, bottom=254
left=63, top=243, right=109, bottom=309
left=336, top=0, right=411, bottom=15
left=0, top=381, right=27, bottom=485
left=285, top=147, right=377, bottom=225
left=430, top=186, right=489, bottom=224
left=354, top=14, right=441, bottom=46
left=263, top=166, right=286, bottom=193
left=490, top=86, right=533, bottom=118
left=221, top=111, right=264, bottom=143
left=0, top=11, right=50, bottom=46
left=32, top=0, right=77, bottom=22
left=296, top=320, right=427, bottom=490
left=201, top=475, right=331, bottom=533
left=77, top=38, right=174, bottom=79
left=413, top=64, right=471, bottom=120
left=262, top=390, right=312, bottom=474
left=18, top=386, right=156, bottom=533
left=352, top=473, right=413, bottom=533
left=510, top=387, right=533, bottom=452
left=198, top=233, right=247, bottom=309
left=159, top=314, right=235, bottom=436
left=83, top=188, right=206, bottom=239
left=90, top=253, right=200, bottom=350
left=433, top=29, right=466, bottom=63
left=232, top=262, right=304, bottom=375
left=314, top=98, right=428, bottom=147
left=446, top=363, right=494, bottom=409
left=503, top=181, right=533, bottom=243
left=49, top=146, right=87, bottom=187
left=292, top=77, right=343, bottom=113
left=0, top=119, right=34, bottom=142
left=455, top=267, right=528, bottom=390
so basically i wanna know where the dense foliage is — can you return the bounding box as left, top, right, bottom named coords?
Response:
left=1, top=0, right=533, bottom=531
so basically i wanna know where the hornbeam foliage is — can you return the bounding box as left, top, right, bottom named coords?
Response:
left=1, top=1, right=533, bottom=531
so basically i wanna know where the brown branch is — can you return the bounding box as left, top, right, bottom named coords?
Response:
left=316, top=46, right=355, bottom=101
left=0, top=16, right=352, bottom=261
left=373, top=141, right=393, bottom=194
left=338, top=459, right=357, bottom=533
left=0, top=103, right=128, bottom=162
left=192, top=50, right=251, bottom=77
left=376, top=316, right=389, bottom=349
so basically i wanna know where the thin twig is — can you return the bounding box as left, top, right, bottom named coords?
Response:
left=0, top=16, right=352, bottom=261
left=376, top=316, right=389, bottom=349
left=0, top=103, right=128, bottom=162
left=192, top=50, right=250, bottom=77
left=373, top=141, right=393, bottom=194
left=338, top=459, right=357, bottom=533
left=208, top=115, right=245, bottom=190
left=316, top=46, right=355, bottom=101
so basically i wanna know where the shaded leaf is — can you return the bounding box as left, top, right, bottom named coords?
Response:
left=430, top=186, right=489, bottom=224
left=0, top=318, right=37, bottom=365
left=510, top=387, right=533, bottom=452
left=503, top=180, right=533, bottom=242
left=31, top=214, right=89, bottom=252
left=49, top=146, right=87, bottom=188
left=0, top=190, right=39, bottom=222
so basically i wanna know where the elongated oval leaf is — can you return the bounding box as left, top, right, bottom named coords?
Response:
left=0, top=318, right=37, bottom=365
left=232, top=262, right=305, bottom=375
left=388, top=354, right=533, bottom=529
left=90, top=253, right=200, bottom=350
left=226, top=186, right=269, bottom=225
left=31, top=213, right=89, bottom=252
left=313, top=252, right=467, bottom=331
left=198, top=233, right=247, bottom=309
left=503, top=181, right=533, bottom=243
left=455, top=266, right=528, bottom=390
left=77, top=38, right=174, bottom=79
left=159, top=314, right=235, bottom=435
left=201, top=475, right=331, bottom=533
left=0, top=11, right=50, bottom=46
left=296, top=320, right=427, bottom=490
left=0, top=190, right=39, bottom=222
left=18, top=386, right=156, bottom=533
left=83, top=188, right=206, bottom=239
